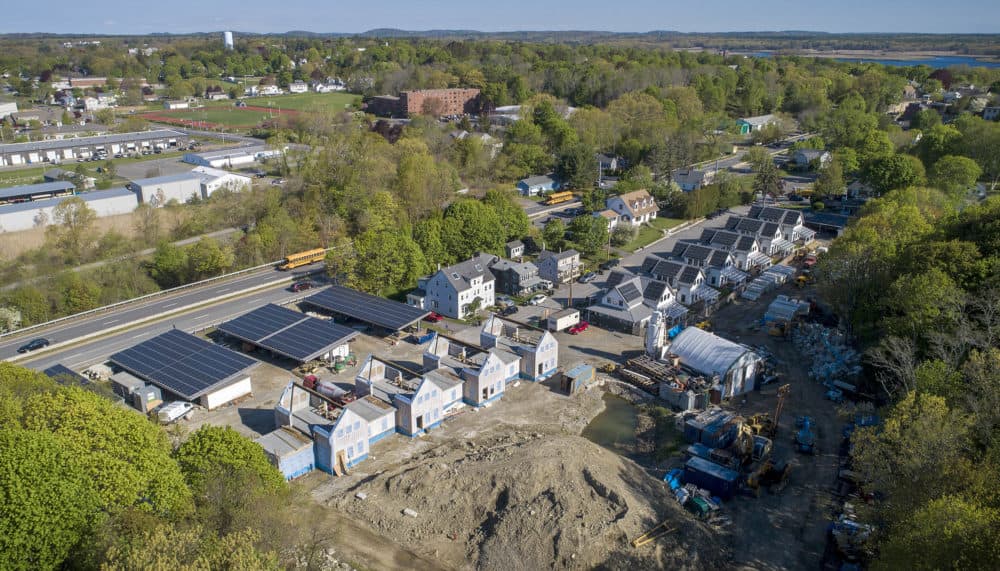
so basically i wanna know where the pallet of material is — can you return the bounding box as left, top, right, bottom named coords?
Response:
left=617, top=367, right=658, bottom=392
left=625, top=355, right=678, bottom=382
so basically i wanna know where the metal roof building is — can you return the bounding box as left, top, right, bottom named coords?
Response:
left=0, top=180, right=76, bottom=204
left=0, top=187, right=137, bottom=232
left=109, top=329, right=258, bottom=409
left=0, top=129, right=187, bottom=167
left=131, top=172, right=203, bottom=206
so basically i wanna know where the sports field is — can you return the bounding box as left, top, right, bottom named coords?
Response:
left=143, top=92, right=358, bottom=130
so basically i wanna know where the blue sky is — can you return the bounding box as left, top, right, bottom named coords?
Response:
left=4, top=0, right=998, bottom=34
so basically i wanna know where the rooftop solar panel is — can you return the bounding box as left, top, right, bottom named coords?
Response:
left=618, top=282, right=642, bottom=303
left=110, top=329, right=257, bottom=400
left=43, top=364, right=90, bottom=386
left=218, top=303, right=359, bottom=362
left=303, top=286, right=430, bottom=331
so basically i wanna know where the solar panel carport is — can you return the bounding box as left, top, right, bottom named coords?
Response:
left=302, top=286, right=430, bottom=332
left=218, top=303, right=359, bottom=363
left=110, top=329, right=258, bottom=409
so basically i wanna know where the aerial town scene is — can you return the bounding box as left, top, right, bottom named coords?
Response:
left=1, top=1, right=999, bottom=569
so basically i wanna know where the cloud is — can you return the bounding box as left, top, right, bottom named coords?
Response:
left=104, top=19, right=116, bottom=26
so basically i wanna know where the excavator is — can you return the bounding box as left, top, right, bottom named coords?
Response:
left=743, top=457, right=792, bottom=497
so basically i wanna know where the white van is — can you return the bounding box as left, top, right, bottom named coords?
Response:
left=157, top=401, right=194, bottom=423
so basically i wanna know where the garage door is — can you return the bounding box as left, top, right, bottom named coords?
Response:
left=202, top=377, right=252, bottom=410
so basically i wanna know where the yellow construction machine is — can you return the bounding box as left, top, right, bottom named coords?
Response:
left=744, top=458, right=791, bottom=497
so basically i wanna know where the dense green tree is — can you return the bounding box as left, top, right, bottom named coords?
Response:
left=862, top=153, right=925, bottom=195
left=20, top=388, right=193, bottom=516
left=186, top=238, right=235, bottom=281
left=542, top=218, right=566, bottom=251
left=440, top=199, right=505, bottom=260
left=100, top=524, right=280, bottom=571
left=174, top=425, right=284, bottom=496
left=929, top=155, right=982, bottom=198
left=149, top=242, right=190, bottom=288
left=556, top=141, right=599, bottom=191
left=483, top=189, right=530, bottom=242
left=45, top=197, right=97, bottom=264
left=815, top=157, right=846, bottom=196
left=0, top=429, right=99, bottom=571
left=568, top=214, right=609, bottom=256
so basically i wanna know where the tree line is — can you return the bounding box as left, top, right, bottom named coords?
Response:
left=0, top=363, right=332, bottom=569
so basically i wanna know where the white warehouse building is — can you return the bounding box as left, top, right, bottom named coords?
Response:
left=0, top=187, right=138, bottom=232
left=191, top=166, right=252, bottom=197
left=131, top=172, right=203, bottom=206
left=182, top=145, right=282, bottom=168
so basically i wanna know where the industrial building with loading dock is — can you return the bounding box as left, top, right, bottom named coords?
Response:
left=130, top=172, right=203, bottom=206
left=109, top=329, right=258, bottom=409
left=0, top=187, right=137, bottom=232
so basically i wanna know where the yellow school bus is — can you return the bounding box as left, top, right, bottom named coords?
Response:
left=278, top=248, right=326, bottom=270
left=544, top=191, right=575, bottom=206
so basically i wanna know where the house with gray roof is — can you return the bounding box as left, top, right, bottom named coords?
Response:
left=516, top=174, right=560, bottom=196
left=536, top=249, right=581, bottom=284
left=641, top=257, right=720, bottom=306
left=489, top=258, right=543, bottom=296
left=724, top=216, right=795, bottom=257
left=670, top=243, right=749, bottom=288
left=691, top=229, right=772, bottom=271
left=355, top=355, right=450, bottom=438
left=737, top=114, right=778, bottom=134
left=746, top=205, right=817, bottom=243
left=586, top=269, right=687, bottom=335
left=792, top=149, right=831, bottom=170
left=673, top=168, right=716, bottom=192
left=408, top=253, right=497, bottom=319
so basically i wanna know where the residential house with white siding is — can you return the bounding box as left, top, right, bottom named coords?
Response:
left=355, top=355, right=446, bottom=437
left=669, top=242, right=749, bottom=288
left=536, top=249, right=581, bottom=284
left=408, top=253, right=497, bottom=318
left=585, top=269, right=687, bottom=335
left=642, top=257, right=720, bottom=306
left=745, top=205, right=817, bottom=244
left=689, top=229, right=772, bottom=272
left=606, top=189, right=657, bottom=227
left=480, top=316, right=559, bottom=382
left=423, top=334, right=519, bottom=407
left=723, top=216, right=795, bottom=257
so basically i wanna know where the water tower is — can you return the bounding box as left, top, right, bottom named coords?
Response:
left=223, top=31, right=234, bottom=50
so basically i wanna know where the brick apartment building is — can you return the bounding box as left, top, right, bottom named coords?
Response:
left=366, top=88, right=481, bottom=117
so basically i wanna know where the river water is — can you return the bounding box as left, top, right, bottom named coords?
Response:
left=744, top=51, right=1000, bottom=69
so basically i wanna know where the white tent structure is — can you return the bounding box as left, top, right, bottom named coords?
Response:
left=667, top=327, right=761, bottom=398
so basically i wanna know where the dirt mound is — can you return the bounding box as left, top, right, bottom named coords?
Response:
left=327, top=430, right=726, bottom=570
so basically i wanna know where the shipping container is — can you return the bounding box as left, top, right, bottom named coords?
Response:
left=684, top=456, right=740, bottom=500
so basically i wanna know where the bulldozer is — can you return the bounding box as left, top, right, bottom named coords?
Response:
left=745, top=413, right=775, bottom=437
left=743, top=458, right=792, bottom=497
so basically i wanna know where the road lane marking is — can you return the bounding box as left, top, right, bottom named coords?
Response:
left=67, top=352, right=84, bottom=359
left=132, top=332, right=149, bottom=339
left=194, top=314, right=209, bottom=320
left=217, top=288, right=231, bottom=293
left=103, top=319, right=117, bottom=325
left=164, top=302, right=177, bottom=308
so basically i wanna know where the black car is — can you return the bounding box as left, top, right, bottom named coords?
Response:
left=599, top=258, right=621, bottom=271
left=501, top=305, right=519, bottom=316
left=17, top=338, right=50, bottom=353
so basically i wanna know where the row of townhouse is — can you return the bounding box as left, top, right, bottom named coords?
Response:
left=272, top=317, right=559, bottom=475
left=408, top=250, right=582, bottom=319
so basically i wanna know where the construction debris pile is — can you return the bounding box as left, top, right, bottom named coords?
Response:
left=324, top=431, right=728, bottom=571
left=618, top=355, right=715, bottom=411
left=792, top=322, right=862, bottom=384
left=741, top=265, right=797, bottom=301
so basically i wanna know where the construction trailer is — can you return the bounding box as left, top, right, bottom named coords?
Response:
left=546, top=308, right=580, bottom=332
left=559, top=363, right=596, bottom=395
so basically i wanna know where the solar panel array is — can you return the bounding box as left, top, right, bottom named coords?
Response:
left=110, top=329, right=258, bottom=399
left=618, top=282, right=642, bottom=303
left=43, top=364, right=90, bottom=386
left=218, top=303, right=358, bottom=362
left=303, top=286, right=430, bottom=331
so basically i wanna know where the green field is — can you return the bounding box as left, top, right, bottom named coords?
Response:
left=157, top=108, right=275, bottom=128
left=205, top=91, right=357, bottom=112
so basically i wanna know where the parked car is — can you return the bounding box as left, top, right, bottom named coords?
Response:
left=501, top=305, right=519, bottom=316
left=568, top=321, right=590, bottom=335
left=495, top=294, right=515, bottom=308
left=424, top=312, right=444, bottom=323
left=290, top=280, right=315, bottom=292
left=271, top=178, right=286, bottom=185
left=17, top=338, right=50, bottom=353
left=528, top=294, right=547, bottom=306
left=157, top=401, right=194, bottom=424
left=578, top=271, right=598, bottom=284
left=599, top=258, right=621, bottom=271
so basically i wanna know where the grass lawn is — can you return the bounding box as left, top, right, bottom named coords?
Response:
left=150, top=108, right=274, bottom=128
left=0, top=166, right=47, bottom=187
left=623, top=217, right=687, bottom=251
left=204, top=91, right=357, bottom=112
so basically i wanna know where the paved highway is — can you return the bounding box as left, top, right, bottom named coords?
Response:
left=20, top=281, right=317, bottom=372
left=2, top=261, right=324, bottom=362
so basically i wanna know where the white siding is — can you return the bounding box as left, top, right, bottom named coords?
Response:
left=202, top=377, right=252, bottom=409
